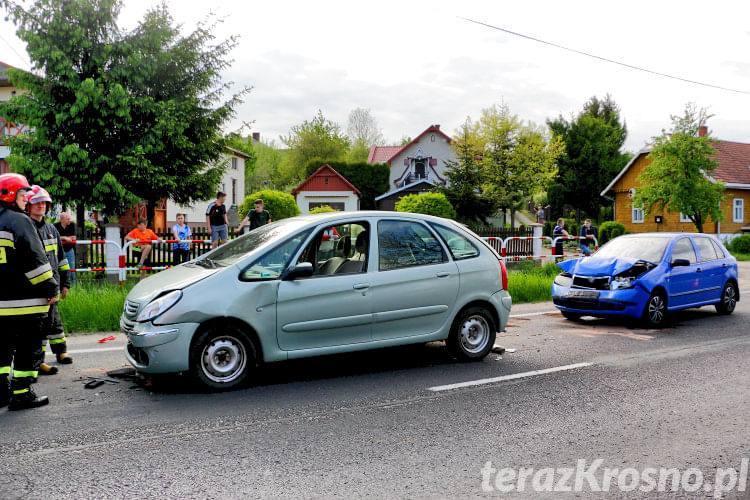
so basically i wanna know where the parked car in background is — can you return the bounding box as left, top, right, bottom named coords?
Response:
left=552, top=233, right=738, bottom=327
left=121, top=212, right=512, bottom=390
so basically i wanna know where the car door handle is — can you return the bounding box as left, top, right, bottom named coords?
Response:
left=722, top=263, right=728, bottom=268
left=696, top=268, right=702, bottom=272
left=353, top=283, right=370, bottom=290
left=436, top=272, right=450, bottom=278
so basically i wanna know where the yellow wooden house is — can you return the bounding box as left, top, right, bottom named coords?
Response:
left=600, top=128, right=750, bottom=243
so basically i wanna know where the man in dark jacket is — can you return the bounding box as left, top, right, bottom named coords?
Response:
left=27, top=185, right=73, bottom=376
left=0, top=173, right=58, bottom=410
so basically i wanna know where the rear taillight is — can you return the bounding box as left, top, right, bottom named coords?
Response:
left=499, top=259, right=508, bottom=290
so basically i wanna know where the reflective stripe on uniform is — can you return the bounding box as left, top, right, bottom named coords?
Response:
left=49, top=337, right=66, bottom=344
left=0, top=238, right=14, bottom=248
left=58, top=258, right=70, bottom=271
left=43, top=238, right=57, bottom=253
left=0, top=230, right=14, bottom=241
left=0, top=366, right=10, bottom=375
left=0, top=298, right=51, bottom=316
left=13, top=388, right=29, bottom=395
left=13, top=370, right=37, bottom=378
left=25, top=262, right=52, bottom=284
left=41, top=344, right=47, bottom=352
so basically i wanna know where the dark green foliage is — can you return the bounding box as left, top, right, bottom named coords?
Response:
left=728, top=235, right=750, bottom=254
left=598, top=221, right=627, bottom=244
left=395, top=193, right=457, bottom=219
left=0, top=0, right=248, bottom=228
left=240, top=190, right=299, bottom=220
left=547, top=95, right=630, bottom=219
left=304, top=160, right=389, bottom=210
left=546, top=183, right=568, bottom=221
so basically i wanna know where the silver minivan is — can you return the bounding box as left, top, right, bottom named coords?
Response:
left=121, top=212, right=512, bottom=390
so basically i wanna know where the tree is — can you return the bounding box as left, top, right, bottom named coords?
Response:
left=547, top=95, right=630, bottom=220
left=633, top=104, right=724, bottom=233
left=438, top=119, right=494, bottom=222
left=0, top=0, right=248, bottom=230
left=246, top=140, right=282, bottom=192
left=346, top=107, right=383, bottom=162
left=280, top=110, right=349, bottom=185
left=395, top=192, right=457, bottom=219
left=476, top=104, right=564, bottom=228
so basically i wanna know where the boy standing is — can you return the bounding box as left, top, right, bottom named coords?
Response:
left=206, top=192, right=229, bottom=248
left=237, top=199, right=271, bottom=234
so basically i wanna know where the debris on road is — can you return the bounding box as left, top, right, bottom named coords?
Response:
left=98, top=335, right=116, bottom=343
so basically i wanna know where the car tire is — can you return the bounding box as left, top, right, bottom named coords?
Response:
left=715, top=281, right=738, bottom=315
left=642, top=291, right=668, bottom=328
left=561, top=311, right=581, bottom=321
left=191, top=325, right=258, bottom=391
left=447, top=306, right=496, bottom=361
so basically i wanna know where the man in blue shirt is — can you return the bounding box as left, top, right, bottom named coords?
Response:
left=579, top=219, right=597, bottom=256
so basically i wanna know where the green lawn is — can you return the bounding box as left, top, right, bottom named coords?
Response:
left=730, top=252, right=750, bottom=261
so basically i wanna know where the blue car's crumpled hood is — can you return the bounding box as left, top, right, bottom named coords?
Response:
left=557, top=256, right=642, bottom=277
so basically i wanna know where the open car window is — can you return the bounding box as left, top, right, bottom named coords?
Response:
left=296, top=222, right=370, bottom=276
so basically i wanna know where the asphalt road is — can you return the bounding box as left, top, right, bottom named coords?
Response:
left=1, top=282, right=748, bottom=498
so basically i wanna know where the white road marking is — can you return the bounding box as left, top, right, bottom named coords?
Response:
left=428, top=362, right=594, bottom=392
left=46, top=346, right=124, bottom=356
left=509, top=310, right=557, bottom=318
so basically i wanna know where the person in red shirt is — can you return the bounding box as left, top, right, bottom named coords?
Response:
left=125, top=219, right=162, bottom=280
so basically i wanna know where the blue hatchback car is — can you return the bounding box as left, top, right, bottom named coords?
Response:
left=552, top=233, right=739, bottom=327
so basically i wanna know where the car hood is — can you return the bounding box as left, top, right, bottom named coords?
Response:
left=126, top=264, right=221, bottom=305
left=557, top=256, right=643, bottom=277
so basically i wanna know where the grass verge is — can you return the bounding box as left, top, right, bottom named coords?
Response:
left=59, top=281, right=135, bottom=333
left=507, top=261, right=558, bottom=303
left=730, top=252, right=750, bottom=261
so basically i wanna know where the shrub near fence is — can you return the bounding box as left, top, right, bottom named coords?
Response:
left=468, top=225, right=534, bottom=256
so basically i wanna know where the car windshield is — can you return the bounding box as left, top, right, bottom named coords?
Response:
left=189, top=218, right=310, bottom=268
left=593, top=237, right=670, bottom=263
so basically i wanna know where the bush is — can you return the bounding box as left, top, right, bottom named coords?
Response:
left=395, top=192, right=457, bottom=219
left=240, top=190, right=300, bottom=220
left=728, top=234, right=750, bottom=254
left=309, top=205, right=339, bottom=214
left=598, top=221, right=626, bottom=244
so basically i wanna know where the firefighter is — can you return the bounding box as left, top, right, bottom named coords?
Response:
left=27, top=185, right=73, bottom=376
left=0, top=173, right=58, bottom=410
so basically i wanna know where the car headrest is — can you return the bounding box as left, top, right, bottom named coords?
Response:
left=355, top=231, right=368, bottom=253
left=337, top=236, right=351, bottom=255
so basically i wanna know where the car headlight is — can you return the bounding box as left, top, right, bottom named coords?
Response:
left=136, top=290, right=182, bottom=322
left=609, top=260, right=656, bottom=290
left=554, top=272, right=572, bottom=287
left=610, top=276, right=636, bottom=290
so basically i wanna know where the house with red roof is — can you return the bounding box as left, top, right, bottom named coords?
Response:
left=293, top=164, right=361, bottom=214
left=601, top=126, right=750, bottom=240
left=368, top=124, right=455, bottom=209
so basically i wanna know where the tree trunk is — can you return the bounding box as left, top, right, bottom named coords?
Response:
left=510, top=209, right=516, bottom=229
left=146, top=199, right=156, bottom=229
left=76, top=204, right=85, bottom=239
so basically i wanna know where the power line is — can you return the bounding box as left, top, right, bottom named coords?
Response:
left=459, top=16, right=750, bottom=96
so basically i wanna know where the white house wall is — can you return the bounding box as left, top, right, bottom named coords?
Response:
left=296, top=191, right=359, bottom=215
left=388, top=133, right=455, bottom=187
left=166, top=154, right=246, bottom=227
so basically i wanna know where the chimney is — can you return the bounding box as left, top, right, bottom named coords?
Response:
left=252, top=132, right=260, bottom=143
left=698, top=126, right=707, bottom=137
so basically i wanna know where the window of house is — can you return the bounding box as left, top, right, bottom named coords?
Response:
left=632, top=205, right=644, bottom=224
left=378, top=220, right=446, bottom=271
left=231, top=157, right=238, bottom=170
left=679, top=212, right=692, bottom=223
left=324, top=178, right=329, bottom=185
left=309, top=202, right=345, bottom=211
left=734, top=198, right=744, bottom=223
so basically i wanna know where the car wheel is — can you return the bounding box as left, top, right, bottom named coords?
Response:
left=447, top=307, right=496, bottom=361
left=642, top=291, right=668, bottom=328
left=715, top=281, right=738, bottom=315
left=561, top=311, right=581, bottom=321
left=191, top=325, right=257, bottom=391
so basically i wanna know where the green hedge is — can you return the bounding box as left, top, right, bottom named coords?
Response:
left=240, top=190, right=300, bottom=220
left=728, top=234, right=750, bottom=254
left=598, top=221, right=626, bottom=244
left=395, top=192, right=457, bottom=219
left=309, top=205, right=339, bottom=214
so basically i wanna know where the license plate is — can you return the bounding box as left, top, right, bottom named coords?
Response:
left=567, top=289, right=599, bottom=299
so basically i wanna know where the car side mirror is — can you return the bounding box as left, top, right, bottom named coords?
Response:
left=283, top=262, right=314, bottom=280
left=671, top=258, right=690, bottom=267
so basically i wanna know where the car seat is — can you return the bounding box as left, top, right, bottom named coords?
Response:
left=336, top=231, right=368, bottom=274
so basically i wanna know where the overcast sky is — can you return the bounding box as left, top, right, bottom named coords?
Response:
left=2, top=0, right=749, bottom=153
